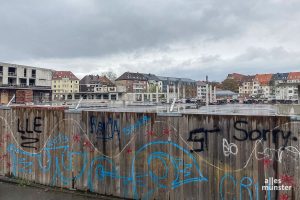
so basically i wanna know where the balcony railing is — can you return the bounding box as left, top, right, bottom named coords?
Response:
left=8, top=72, right=16, bottom=76
left=31, top=74, right=36, bottom=78
left=0, top=71, right=3, bottom=76
left=0, top=84, right=51, bottom=90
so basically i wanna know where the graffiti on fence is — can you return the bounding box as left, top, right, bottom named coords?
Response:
left=17, top=116, right=43, bottom=150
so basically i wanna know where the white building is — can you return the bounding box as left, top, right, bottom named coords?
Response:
left=197, top=81, right=207, bottom=99
left=196, top=81, right=216, bottom=103
left=0, top=62, right=53, bottom=103
left=274, top=72, right=299, bottom=100
left=0, top=62, right=53, bottom=87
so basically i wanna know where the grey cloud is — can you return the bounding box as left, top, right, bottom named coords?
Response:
left=122, top=47, right=300, bottom=81
left=1, top=0, right=300, bottom=80
left=0, top=0, right=272, bottom=60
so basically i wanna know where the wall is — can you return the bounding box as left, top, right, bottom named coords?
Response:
left=0, top=106, right=299, bottom=200
left=277, top=104, right=300, bottom=115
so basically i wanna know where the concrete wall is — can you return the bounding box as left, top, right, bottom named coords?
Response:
left=0, top=106, right=299, bottom=199
left=277, top=104, right=300, bottom=115
left=0, top=62, right=53, bottom=87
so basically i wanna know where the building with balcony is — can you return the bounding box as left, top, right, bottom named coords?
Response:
left=0, top=62, right=53, bottom=104
left=79, top=75, right=119, bottom=100
left=197, top=81, right=207, bottom=99
left=275, top=72, right=300, bottom=100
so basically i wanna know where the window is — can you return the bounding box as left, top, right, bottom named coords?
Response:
left=32, top=69, right=36, bottom=78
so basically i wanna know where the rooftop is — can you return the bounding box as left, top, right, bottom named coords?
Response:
left=52, top=71, right=79, bottom=80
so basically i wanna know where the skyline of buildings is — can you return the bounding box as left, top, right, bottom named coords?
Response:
left=0, top=61, right=299, bottom=104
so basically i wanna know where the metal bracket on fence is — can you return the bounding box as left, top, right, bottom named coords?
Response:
left=7, top=94, right=15, bottom=107
left=170, top=98, right=176, bottom=112
left=75, top=97, right=83, bottom=110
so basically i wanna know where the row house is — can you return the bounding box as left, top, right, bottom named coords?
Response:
left=239, top=74, right=273, bottom=98
left=238, top=71, right=300, bottom=101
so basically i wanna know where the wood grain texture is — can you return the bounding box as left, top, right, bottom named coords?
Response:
left=0, top=107, right=299, bottom=200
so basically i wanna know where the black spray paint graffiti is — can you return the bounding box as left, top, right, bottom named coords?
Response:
left=233, top=120, right=298, bottom=147
left=89, top=116, right=120, bottom=141
left=17, top=117, right=42, bottom=150
left=187, top=120, right=298, bottom=153
left=187, top=127, right=220, bottom=152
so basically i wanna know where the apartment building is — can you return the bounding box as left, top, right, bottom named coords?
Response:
left=197, top=81, right=207, bottom=99
left=0, top=62, right=53, bottom=104
left=253, top=74, right=273, bottom=98
left=115, top=72, right=148, bottom=93
left=197, top=81, right=217, bottom=103
left=272, top=73, right=289, bottom=100
left=142, top=73, right=162, bottom=92
left=52, top=71, right=79, bottom=100
left=237, top=71, right=299, bottom=101
left=238, top=75, right=255, bottom=97
left=275, top=72, right=300, bottom=100
left=79, top=75, right=119, bottom=100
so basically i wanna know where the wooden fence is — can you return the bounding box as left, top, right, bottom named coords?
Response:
left=0, top=106, right=299, bottom=200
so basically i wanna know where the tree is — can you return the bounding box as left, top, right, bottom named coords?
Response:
left=221, top=78, right=239, bottom=93
left=101, top=71, right=117, bottom=82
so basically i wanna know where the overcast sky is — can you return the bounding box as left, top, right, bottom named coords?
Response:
left=1, top=0, right=300, bottom=81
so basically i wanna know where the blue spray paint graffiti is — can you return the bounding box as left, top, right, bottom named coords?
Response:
left=131, top=141, right=207, bottom=200
left=219, top=173, right=260, bottom=200
left=122, top=116, right=151, bottom=136
left=7, top=134, right=206, bottom=199
left=89, top=115, right=151, bottom=141
left=89, top=116, right=120, bottom=141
